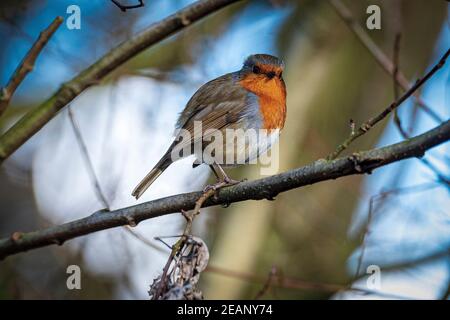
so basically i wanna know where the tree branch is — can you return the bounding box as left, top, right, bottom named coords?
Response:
left=390, top=35, right=450, bottom=185
left=152, top=187, right=215, bottom=299
left=0, top=16, right=63, bottom=117
left=328, top=0, right=443, bottom=123
left=0, top=0, right=242, bottom=163
left=206, top=265, right=413, bottom=298
left=327, top=48, right=450, bottom=160
left=1, top=120, right=449, bottom=260
left=205, top=265, right=344, bottom=293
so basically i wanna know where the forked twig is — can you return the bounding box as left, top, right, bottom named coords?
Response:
left=328, top=0, right=443, bottom=123
left=390, top=37, right=450, bottom=185
left=0, top=17, right=63, bottom=117
left=327, top=48, right=450, bottom=160
left=152, top=187, right=216, bottom=299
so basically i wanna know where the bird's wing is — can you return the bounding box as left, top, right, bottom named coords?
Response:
left=174, top=72, right=260, bottom=146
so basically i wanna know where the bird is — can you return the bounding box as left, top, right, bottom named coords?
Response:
left=132, top=53, right=286, bottom=199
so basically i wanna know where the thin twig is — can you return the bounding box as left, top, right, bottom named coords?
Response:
left=418, top=158, right=450, bottom=186
left=328, top=0, right=443, bottom=123
left=354, top=183, right=444, bottom=281
left=152, top=188, right=216, bottom=299
left=207, top=265, right=343, bottom=293
left=69, top=106, right=163, bottom=251
left=123, top=227, right=165, bottom=252
left=347, top=287, right=418, bottom=300
left=390, top=37, right=450, bottom=186
left=392, top=33, right=408, bottom=137
left=61, top=109, right=143, bottom=285
left=352, top=243, right=450, bottom=290
left=110, top=0, right=144, bottom=12
left=254, top=266, right=277, bottom=299
left=327, top=48, right=450, bottom=160
left=439, top=269, right=450, bottom=300
left=0, top=16, right=63, bottom=117
left=353, top=184, right=435, bottom=277
left=206, top=265, right=414, bottom=299
left=0, top=0, right=242, bottom=163
left=0, top=120, right=449, bottom=260
left=68, top=107, right=109, bottom=209
left=354, top=196, right=375, bottom=280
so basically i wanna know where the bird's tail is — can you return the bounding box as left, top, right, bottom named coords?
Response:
left=132, top=153, right=173, bottom=199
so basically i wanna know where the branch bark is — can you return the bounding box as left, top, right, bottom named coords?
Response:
left=0, top=16, right=63, bottom=117
left=0, top=0, right=242, bottom=163
left=1, top=120, right=449, bottom=260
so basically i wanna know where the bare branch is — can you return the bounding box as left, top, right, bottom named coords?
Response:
left=352, top=243, right=450, bottom=288
left=439, top=273, right=450, bottom=300
left=69, top=106, right=164, bottom=251
left=327, top=48, right=450, bottom=160
left=353, top=182, right=441, bottom=281
left=0, top=16, right=63, bottom=117
left=390, top=37, right=449, bottom=185
left=392, top=33, right=407, bottom=136
left=206, top=265, right=343, bottom=293
left=254, top=266, right=277, bottom=299
left=328, top=0, right=443, bottom=123
left=152, top=188, right=215, bottom=299
left=0, top=120, right=449, bottom=260
left=0, top=0, right=242, bottom=163
left=206, top=265, right=413, bottom=299
left=68, top=107, right=110, bottom=208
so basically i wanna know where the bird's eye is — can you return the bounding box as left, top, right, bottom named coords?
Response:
left=267, top=71, right=276, bottom=79
left=252, top=65, right=261, bottom=74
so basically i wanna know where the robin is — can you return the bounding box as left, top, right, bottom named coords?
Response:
left=132, top=54, right=286, bottom=199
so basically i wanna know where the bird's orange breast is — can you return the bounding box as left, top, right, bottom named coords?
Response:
left=239, top=74, right=286, bottom=130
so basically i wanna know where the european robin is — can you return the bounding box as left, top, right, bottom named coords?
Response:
left=132, top=54, right=286, bottom=199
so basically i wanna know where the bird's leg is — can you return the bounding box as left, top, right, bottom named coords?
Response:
left=208, top=164, right=220, bottom=180
left=204, top=163, right=240, bottom=192
left=214, top=163, right=240, bottom=185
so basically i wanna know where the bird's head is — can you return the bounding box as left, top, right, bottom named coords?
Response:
left=239, top=54, right=286, bottom=100
left=241, top=54, right=285, bottom=80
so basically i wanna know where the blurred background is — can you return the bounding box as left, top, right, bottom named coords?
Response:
left=0, top=0, right=449, bottom=299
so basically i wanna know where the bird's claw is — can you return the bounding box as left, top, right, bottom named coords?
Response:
left=203, top=182, right=223, bottom=193
left=203, top=177, right=241, bottom=193
left=223, top=177, right=241, bottom=186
